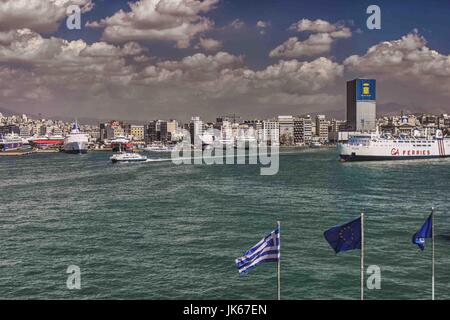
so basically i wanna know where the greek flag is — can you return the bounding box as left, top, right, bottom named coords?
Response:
left=235, top=225, right=280, bottom=275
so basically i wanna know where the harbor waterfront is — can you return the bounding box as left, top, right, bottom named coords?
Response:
left=1, top=148, right=450, bottom=299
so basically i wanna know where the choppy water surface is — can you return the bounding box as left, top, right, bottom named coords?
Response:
left=1, top=149, right=449, bottom=299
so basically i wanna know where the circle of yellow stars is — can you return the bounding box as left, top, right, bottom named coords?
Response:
left=339, top=226, right=355, bottom=245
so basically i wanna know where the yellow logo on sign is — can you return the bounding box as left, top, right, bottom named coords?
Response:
left=363, top=83, right=370, bottom=95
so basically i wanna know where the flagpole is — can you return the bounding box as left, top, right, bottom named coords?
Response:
left=361, top=212, right=364, bottom=301
left=432, top=207, right=435, bottom=301
left=277, top=220, right=281, bottom=301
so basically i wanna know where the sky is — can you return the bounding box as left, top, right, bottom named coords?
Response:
left=0, top=0, right=450, bottom=121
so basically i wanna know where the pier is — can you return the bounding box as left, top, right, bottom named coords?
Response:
left=0, top=151, right=32, bottom=157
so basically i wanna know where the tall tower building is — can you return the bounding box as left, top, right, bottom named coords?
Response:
left=189, top=116, right=204, bottom=144
left=347, top=79, right=376, bottom=132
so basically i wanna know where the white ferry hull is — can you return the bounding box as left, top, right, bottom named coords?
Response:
left=339, top=153, right=445, bottom=161
left=64, top=121, right=89, bottom=154
left=339, top=137, right=449, bottom=161
left=64, top=141, right=88, bottom=154
left=110, top=152, right=147, bottom=163
left=111, top=157, right=147, bottom=163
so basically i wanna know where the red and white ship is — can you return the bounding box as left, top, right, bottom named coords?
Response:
left=28, top=135, right=65, bottom=150
left=338, top=129, right=450, bottom=161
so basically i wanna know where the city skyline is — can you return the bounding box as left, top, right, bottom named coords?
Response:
left=0, top=1, right=450, bottom=121
left=3, top=109, right=449, bottom=145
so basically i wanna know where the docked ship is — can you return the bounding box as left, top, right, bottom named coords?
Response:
left=338, top=129, right=450, bottom=161
left=110, top=136, right=133, bottom=152
left=28, top=135, right=64, bottom=150
left=310, top=141, right=322, bottom=148
left=0, top=133, right=23, bottom=151
left=145, top=143, right=174, bottom=152
left=64, top=122, right=89, bottom=154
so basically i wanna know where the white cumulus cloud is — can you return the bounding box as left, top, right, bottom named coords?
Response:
left=86, top=0, right=218, bottom=48
left=196, top=37, right=223, bottom=51
left=270, top=18, right=351, bottom=58
left=344, top=32, right=450, bottom=111
left=0, top=0, right=93, bottom=33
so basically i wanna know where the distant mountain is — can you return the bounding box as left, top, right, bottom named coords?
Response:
left=1, top=102, right=447, bottom=125
left=314, top=103, right=418, bottom=120
left=296, top=108, right=346, bottom=120
left=49, top=116, right=104, bottom=125
left=377, top=102, right=450, bottom=117
left=0, top=107, right=15, bottom=117
left=48, top=116, right=148, bottom=125
left=377, top=102, right=420, bottom=117
left=316, top=102, right=449, bottom=121
left=0, top=107, right=149, bottom=125
left=0, top=107, right=102, bottom=124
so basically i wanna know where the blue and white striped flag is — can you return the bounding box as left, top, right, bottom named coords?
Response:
left=235, top=225, right=280, bottom=275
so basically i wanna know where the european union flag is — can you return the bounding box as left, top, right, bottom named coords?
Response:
left=324, top=217, right=362, bottom=253
left=412, top=214, right=433, bottom=251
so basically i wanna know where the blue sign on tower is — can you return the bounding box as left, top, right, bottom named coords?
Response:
left=356, top=79, right=376, bottom=101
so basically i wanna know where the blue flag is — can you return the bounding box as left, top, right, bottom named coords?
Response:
left=324, top=216, right=362, bottom=254
left=412, top=214, right=433, bottom=251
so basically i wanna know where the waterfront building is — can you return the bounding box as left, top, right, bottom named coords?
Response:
left=441, top=114, right=450, bottom=127
left=278, top=115, right=294, bottom=145
left=113, top=126, right=125, bottom=138
left=256, top=121, right=263, bottom=142
left=0, top=124, right=20, bottom=136
left=347, top=78, right=376, bottom=132
left=262, top=120, right=279, bottom=144
left=397, top=122, right=415, bottom=136
left=241, top=120, right=262, bottom=142
left=159, top=121, right=169, bottom=142
left=328, top=119, right=347, bottom=143
left=105, top=126, right=115, bottom=140
left=39, top=126, right=50, bottom=136
left=89, top=127, right=100, bottom=141
left=130, top=125, right=145, bottom=141
left=294, top=116, right=312, bottom=145
left=121, top=124, right=130, bottom=137
left=146, top=120, right=161, bottom=143
left=422, top=123, right=437, bottom=136
left=99, top=123, right=108, bottom=141
left=315, top=115, right=329, bottom=143
left=19, top=126, right=31, bottom=138
left=219, top=120, right=233, bottom=142
left=189, top=116, right=204, bottom=145
left=160, top=120, right=178, bottom=142
left=103, top=121, right=125, bottom=139
left=52, top=127, right=63, bottom=136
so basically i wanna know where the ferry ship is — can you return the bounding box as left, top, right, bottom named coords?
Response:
left=28, top=135, right=64, bottom=150
left=0, top=133, right=23, bottom=151
left=64, top=121, right=89, bottom=154
left=111, top=136, right=133, bottom=152
left=110, top=143, right=147, bottom=163
left=145, top=143, right=174, bottom=152
left=110, top=152, right=148, bottom=163
left=338, top=129, right=450, bottom=161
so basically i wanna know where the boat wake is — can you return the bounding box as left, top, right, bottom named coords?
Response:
left=114, top=151, right=294, bottom=165
left=145, top=158, right=173, bottom=162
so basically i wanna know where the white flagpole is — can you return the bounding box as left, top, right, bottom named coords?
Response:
left=432, top=207, right=435, bottom=300
left=361, top=212, right=364, bottom=301
left=277, top=220, right=281, bottom=301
